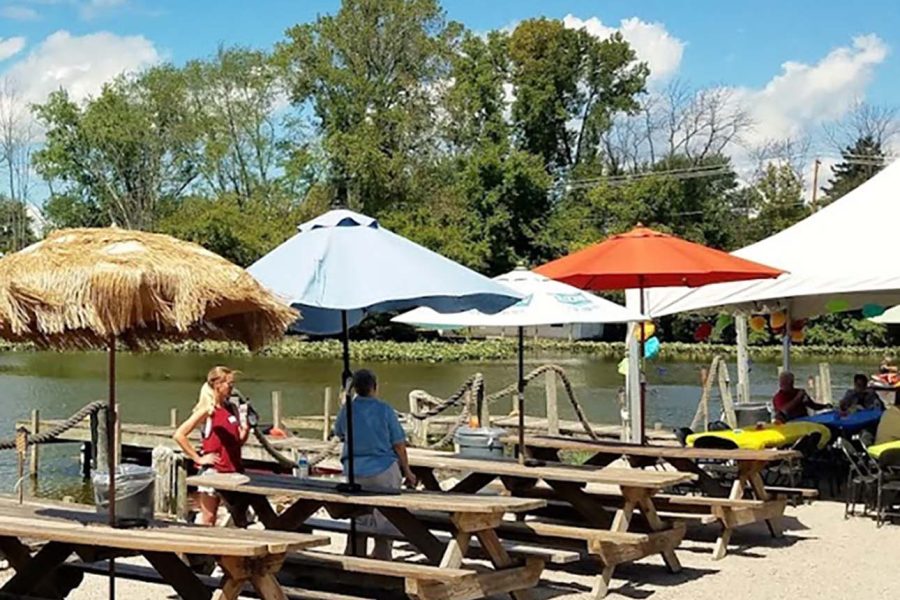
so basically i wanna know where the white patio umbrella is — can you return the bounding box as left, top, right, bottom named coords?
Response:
left=394, top=267, right=645, bottom=461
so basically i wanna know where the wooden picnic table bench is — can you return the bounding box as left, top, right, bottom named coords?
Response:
left=0, top=498, right=327, bottom=600
left=188, top=472, right=545, bottom=600
left=408, top=452, right=694, bottom=598
left=503, top=435, right=799, bottom=559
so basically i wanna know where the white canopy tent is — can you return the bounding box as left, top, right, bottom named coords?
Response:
left=647, top=158, right=900, bottom=320
left=871, top=305, right=900, bottom=324
left=394, top=267, right=644, bottom=329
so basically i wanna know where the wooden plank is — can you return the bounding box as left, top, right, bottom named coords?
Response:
left=291, top=550, right=475, bottom=582
left=1, top=541, right=73, bottom=596
left=546, top=371, right=559, bottom=436
left=407, top=558, right=542, bottom=600
left=188, top=472, right=545, bottom=514
left=409, top=452, right=695, bottom=489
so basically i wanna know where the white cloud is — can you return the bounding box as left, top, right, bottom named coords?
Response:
left=562, top=14, right=684, bottom=84
left=738, top=34, right=889, bottom=145
left=3, top=30, right=160, bottom=104
left=79, top=0, right=128, bottom=19
left=0, top=37, right=27, bottom=62
left=0, top=5, right=40, bottom=20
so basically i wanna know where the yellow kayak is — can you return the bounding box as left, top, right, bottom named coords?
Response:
left=687, top=421, right=831, bottom=450
left=867, top=440, right=900, bottom=459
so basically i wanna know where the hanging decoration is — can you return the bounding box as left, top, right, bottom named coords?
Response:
left=693, top=322, right=713, bottom=342
left=749, top=315, right=767, bottom=332
left=769, top=311, right=787, bottom=330
left=789, top=318, right=807, bottom=332
left=790, top=329, right=805, bottom=343
left=714, top=313, right=733, bottom=332
left=633, top=321, right=656, bottom=341
left=826, top=298, right=850, bottom=314
left=617, top=357, right=629, bottom=376
left=644, top=336, right=661, bottom=359
left=862, top=303, right=886, bottom=318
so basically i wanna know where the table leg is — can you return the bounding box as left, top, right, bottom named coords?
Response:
left=629, top=489, right=681, bottom=574
left=0, top=537, right=81, bottom=599
left=747, top=465, right=783, bottom=538
left=545, top=480, right=613, bottom=529
left=666, top=457, right=730, bottom=498
left=474, top=529, right=534, bottom=600
left=144, top=551, right=212, bottom=600
left=449, top=472, right=498, bottom=494
left=378, top=506, right=447, bottom=564
left=1, top=541, right=74, bottom=597
left=215, top=554, right=288, bottom=600
left=439, top=530, right=471, bottom=569
left=412, top=466, right=442, bottom=491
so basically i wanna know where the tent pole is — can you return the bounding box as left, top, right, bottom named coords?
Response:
left=107, top=335, right=116, bottom=600
left=735, top=314, right=751, bottom=404
left=782, top=305, right=792, bottom=373
left=517, top=327, right=525, bottom=465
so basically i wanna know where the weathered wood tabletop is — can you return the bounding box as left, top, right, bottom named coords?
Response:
left=188, top=472, right=547, bottom=600
left=0, top=498, right=327, bottom=600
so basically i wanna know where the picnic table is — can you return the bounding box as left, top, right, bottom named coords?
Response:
left=408, top=452, right=693, bottom=598
left=188, top=472, right=546, bottom=600
left=502, top=435, right=798, bottom=559
left=798, top=408, right=883, bottom=435
left=0, top=498, right=326, bottom=600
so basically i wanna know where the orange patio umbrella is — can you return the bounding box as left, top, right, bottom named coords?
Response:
left=536, top=225, right=784, bottom=442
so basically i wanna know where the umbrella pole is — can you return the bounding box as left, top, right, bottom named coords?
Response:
left=107, top=335, right=116, bottom=599
left=517, top=327, right=525, bottom=465
left=338, top=310, right=361, bottom=557
left=639, top=283, right=646, bottom=445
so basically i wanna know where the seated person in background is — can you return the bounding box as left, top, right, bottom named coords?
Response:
left=875, top=390, right=900, bottom=445
left=839, top=373, right=884, bottom=413
left=773, top=371, right=830, bottom=423
left=334, top=369, right=417, bottom=560
left=880, top=354, right=898, bottom=374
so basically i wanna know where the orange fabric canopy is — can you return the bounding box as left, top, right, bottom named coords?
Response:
left=536, top=226, right=784, bottom=290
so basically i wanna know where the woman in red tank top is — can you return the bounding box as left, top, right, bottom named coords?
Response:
left=173, top=366, right=250, bottom=525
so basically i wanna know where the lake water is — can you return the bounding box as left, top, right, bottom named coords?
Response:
left=0, top=349, right=877, bottom=499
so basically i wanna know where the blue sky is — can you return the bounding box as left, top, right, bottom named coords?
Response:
left=0, top=0, right=898, bottom=188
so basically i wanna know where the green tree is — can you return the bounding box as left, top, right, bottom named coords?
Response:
left=0, top=195, right=34, bottom=253
left=819, top=135, right=886, bottom=205
left=744, top=163, right=810, bottom=244
left=276, top=0, right=461, bottom=214
left=32, top=68, right=200, bottom=230
left=183, top=47, right=314, bottom=206
left=508, top=19, right=647, bottom=175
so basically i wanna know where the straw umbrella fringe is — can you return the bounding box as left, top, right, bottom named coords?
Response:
left=0, top=228, right=298, bottom=349
left=0, top=227, right=299, bottom=600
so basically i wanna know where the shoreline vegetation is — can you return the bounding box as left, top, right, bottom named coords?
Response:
left=0, top=338, right=891, bottom=363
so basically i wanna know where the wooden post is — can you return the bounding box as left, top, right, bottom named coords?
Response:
left=114, top=410, right=122, bottom=467
left=477, top=382, right=490, bottom=428
left=175, top=456, right=188, bottom=521
left=80, top=443, right=92, bottom=479
left=271, top=391, right=283, bottom=430
left=29, top=409, right=39, bottom=478
left=322, top=387, right=332, bottom=440
left=169, top=408, right=178, bottom=428
left=692, top=357, right=718, bottom=432
left=718, top=362, right=737, bottom=428
left=819, top=363, right=833, bottom=406
left=735, top=314, right=751, bottom=404
left=152, top=446, right=175, bottom=515
left=96, top=405, right=109, bottom=474
left=545, top=370, right=559, bottom=436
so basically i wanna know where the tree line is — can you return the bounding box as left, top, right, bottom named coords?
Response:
left=1, top=0, right=898, bottom=345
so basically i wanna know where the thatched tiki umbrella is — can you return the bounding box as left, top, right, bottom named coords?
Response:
left=0, top=228, right=297, bottom=597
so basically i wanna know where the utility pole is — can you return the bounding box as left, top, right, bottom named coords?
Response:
left=810, top=158, right=821, bottom=209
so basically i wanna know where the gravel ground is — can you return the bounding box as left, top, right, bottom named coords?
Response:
left=1, top=500, right=895, bottom=599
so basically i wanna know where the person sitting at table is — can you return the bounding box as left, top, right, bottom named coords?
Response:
left=881, top=354, right=899, bottom=374
left=772, top=371, right=831, bottom=423
left=334, top=369, right=417, bottom=560
left=839, top=373, right=884, bottom=413
left=875, top=390, right=900, bottom=444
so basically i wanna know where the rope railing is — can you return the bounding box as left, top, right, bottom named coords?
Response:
left=0, top=401, right=107, bottom=451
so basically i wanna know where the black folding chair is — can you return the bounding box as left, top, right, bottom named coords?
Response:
left=836, top=437, right=879, bottom=518
left=877, top=448, right=900, bottom=527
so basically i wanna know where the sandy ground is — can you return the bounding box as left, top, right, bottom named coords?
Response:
left=1, top=500, right=896, bottom=599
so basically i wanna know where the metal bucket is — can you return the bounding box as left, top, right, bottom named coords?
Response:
left=92, top=464, right=155, bottom=526
left=454, top=426, right=507, bottom=459
left=734, top=404, right=771, bottom=428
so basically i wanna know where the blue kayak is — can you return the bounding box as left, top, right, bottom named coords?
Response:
left=798, top=409, right=882, bottom=434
